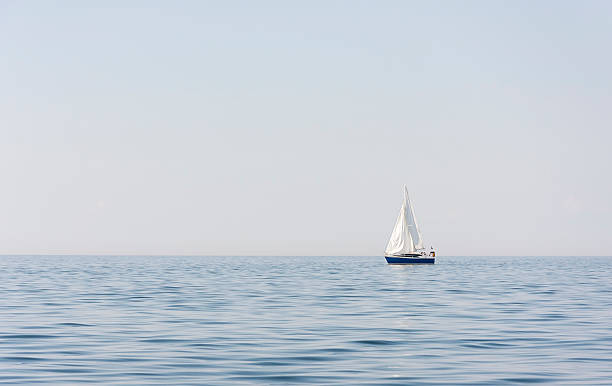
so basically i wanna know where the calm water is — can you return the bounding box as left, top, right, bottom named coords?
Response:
left=1, top=256, right=611, bottom=384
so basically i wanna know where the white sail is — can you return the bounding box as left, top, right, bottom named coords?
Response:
left=403, top=186, right=424, bottom=250
left=385, top=187, right=415, bottom=255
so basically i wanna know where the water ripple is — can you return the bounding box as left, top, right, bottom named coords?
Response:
left=0, top=255, right=610, bottom=384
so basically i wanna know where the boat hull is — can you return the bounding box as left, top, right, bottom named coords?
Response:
left=385, top=256, right=435, bottom=264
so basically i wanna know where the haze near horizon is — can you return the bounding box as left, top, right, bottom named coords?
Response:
left=1, top=1, right=611, bottom=256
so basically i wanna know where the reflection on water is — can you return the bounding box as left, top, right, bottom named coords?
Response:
left=0, top=255, right=611, bottom=384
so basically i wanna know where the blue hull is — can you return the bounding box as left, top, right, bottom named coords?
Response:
left=385, top=256, right=435, bottom=264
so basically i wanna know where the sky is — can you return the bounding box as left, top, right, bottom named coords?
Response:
left=1, top=1, right=611, bottom=256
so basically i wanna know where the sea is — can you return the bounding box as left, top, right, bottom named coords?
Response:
left=1, top=255, right=611, bottom=384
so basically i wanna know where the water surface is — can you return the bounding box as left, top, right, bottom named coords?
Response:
left=1, top=256, right=611, bottom=384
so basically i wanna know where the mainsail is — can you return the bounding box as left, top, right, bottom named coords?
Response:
left=404, top=186, right=423, bottom=250
left=385, top=186, right=424, bottom=255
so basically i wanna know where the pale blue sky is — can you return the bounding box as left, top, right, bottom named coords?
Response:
left=1, top=1, right=611, bottom=255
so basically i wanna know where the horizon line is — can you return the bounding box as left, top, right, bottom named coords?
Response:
left=1, top=254, right=611, bottom=258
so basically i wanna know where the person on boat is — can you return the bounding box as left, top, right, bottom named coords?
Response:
left=429, top=246, right=435, bottom=257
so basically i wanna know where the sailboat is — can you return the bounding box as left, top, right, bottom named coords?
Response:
left=385, top=186, right=435, bottom=264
